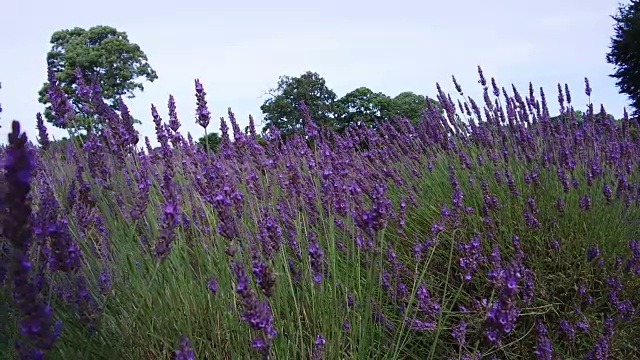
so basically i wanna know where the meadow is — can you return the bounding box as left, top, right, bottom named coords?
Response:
left=1, top=68, right=640, bottom=359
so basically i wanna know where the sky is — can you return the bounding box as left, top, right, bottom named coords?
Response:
left=0, top=0, right=628, bottom=146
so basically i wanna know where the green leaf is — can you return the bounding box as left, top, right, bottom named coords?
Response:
left=38, top=25, right=158, bottom=134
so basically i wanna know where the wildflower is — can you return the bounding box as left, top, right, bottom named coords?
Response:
left=451, top=320, right=467, bottom=347
left=534, top=320, right=553, bottom=360
left=46, top=69, right=75, bottom=127
left=231, top=262, right=278, bottom=351
left=586, top=245, right=600, bottom=262
left=252, top=259, right=276, bottom=297
left=342, top=321, right=351, bottom=332
left=458, top=233, right=485, bottom=281
left=35, top=113, right=50, bottom=150
left=585, top=317, right=614, bottom=360
left=207, top=277, right=218, bottom=294
left=579, top=195, right=592, bottom=211
left=311, top=334, right=326, bottom=360
left=194, top=79, right=211, bottom=129
left=308, top=234, right=326, bottom=284
left=556, top=198, right=565, bottom=214
left=559, top=319, right=575, bottom=341
left=3, top=121, right=60, bottom=357
left=175, top=335, right=195, bottom=360
left=484, top=260, right=521, bottom=344
left=626, top=240, right=640, bottom=274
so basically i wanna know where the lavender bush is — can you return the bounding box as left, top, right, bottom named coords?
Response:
left=1, top=67, right=640, bottom=359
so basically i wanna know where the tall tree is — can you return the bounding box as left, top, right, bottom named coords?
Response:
left=550, top=109, right=585, bottom=124
left=387, top=91, right=442, bottom=123
left=260, top=71, right=337, bottom=135
left=607, top=1, right=640, bottom=116
left=197, top=132, right=222, bottom=153
left=38, top=25, right=158, bottom=134
left=334, top=87, right=392, bottom=131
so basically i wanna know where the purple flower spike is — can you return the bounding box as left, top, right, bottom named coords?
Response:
left=195, top=79, right=211, bottom=129
left=175, top=335, right=195, bottom=360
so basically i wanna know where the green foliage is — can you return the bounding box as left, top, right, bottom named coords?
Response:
left=260, top=71, right=338, bottom=135
left=261, top=72, right=444, bottom=135
left=550, top=109, right=585, bottom=124
left=607, top=0, right=640, bottom=115
left=37, top=25, right=158, bottom=134
left=387, top=91, right=442, bottom=124
left=197, top=132, right=222, bottom=152
left=244, top=127, right=268, bottom=147
left=334, top=87, right=392, bottom=130
left=334, top=89, right=443, bottom=132
left=48, top=134, right=88, bottom=151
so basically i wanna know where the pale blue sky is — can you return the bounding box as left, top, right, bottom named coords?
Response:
left=0, top=0, right=626, bottom=145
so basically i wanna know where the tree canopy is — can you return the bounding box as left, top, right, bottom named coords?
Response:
left=387, top=91, right=442, bottom=124
left=197, top=132, right=222, bottom=153
left=607, top=0, right=640, bottom=116
left=260, top=71, right=337, bottom=136
left=260, top=71, right=443, bottom=135
left=37, top=25, right=158, bottom=134
left=333, top=87, right=392, bottom=130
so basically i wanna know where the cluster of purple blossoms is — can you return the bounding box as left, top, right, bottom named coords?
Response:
left=483, top=259, right=522, bottom=344
left=251, top=257, right=276, bottom=297
left=524, top=197, right=540, bottom=228
left=307, top=231, right=327, bottom=284
left=458, top=233, right=486, bottom=281
left=231, top=262, right=278, bottom=352
left=579, top=195, right=592, bottom=211
left=154, top=170, right=181, bottom=260
left=534, top=320, right=553, bottom=360
left=405, top=282, right=441, bottom=331
left=353, top=183, right=392, bottom=232
left=451, top=319, right=468, bottom=347
left=174, top=335, right=196, bottom=360
left=585, top=317, right=615, bottom=360
left=626, top=240, right=640, bottom=274
left=211, top=183, right=244, bottom=241
left=194, top=79, right=211, bottom=129
left=605, top=276, right=635, bottom=319
left=311, top=334, right=326, bottom=360
left=2, top=121, right=61, bottom=358
left=256, top=214, right=282, bottom=259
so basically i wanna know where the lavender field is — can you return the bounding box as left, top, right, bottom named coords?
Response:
left=1, top=68, right=640, bottom=359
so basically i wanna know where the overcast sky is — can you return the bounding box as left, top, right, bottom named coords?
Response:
left=0, top=0, right=626, bottom=145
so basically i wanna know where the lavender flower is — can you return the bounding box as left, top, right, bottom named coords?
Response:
left=579, top=194, right=592, bottom=211
left=311, top=334, right=326, bottom=360
left=308, top=234, right=326, bottom=284
left=451, top=320, right=467, bottom=347
left=154, top=181, right=180, bottom=260
left=35, top=113, right=50, bottom=150
left=533, top=320, right=553, bottom=360
left=458, top=233, right=485, bottom=281
left=175, top=335, right=196, bottom=360
left=3, top=121, right=60, bottom=357
left=559, top=319, right=575, bottom=341
left=252, top=259, right=276, bottom=297
left=586, top=245, right=600, bottom=262
left=207, top=277, right=218, bottom=294
left=231, top=262, right=278, bottom=351
left=484, top=260, right=521, bottom=344
left=195, top=79, right=211, bottom=129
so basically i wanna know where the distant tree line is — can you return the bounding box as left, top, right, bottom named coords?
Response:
left=258, top=71, right=443, bottom=138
